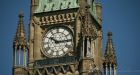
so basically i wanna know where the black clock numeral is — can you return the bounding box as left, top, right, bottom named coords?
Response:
left=50, top=30, right=53, bottom=35
left=65, top=34, right=70, bottom=37
left=45, top=47, right=50, bottom=51
left=62, top=30, right=65, bottom=33
left=52, top=30, right=56, bottom=34
left=50, top=50, right=54, bottom=56
left=56, top=51, right=59, bottom=56
left=66, top=44, right=72, bottom=48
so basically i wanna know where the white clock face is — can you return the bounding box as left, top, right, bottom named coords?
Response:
left=42, top=27, right=73, bottom=58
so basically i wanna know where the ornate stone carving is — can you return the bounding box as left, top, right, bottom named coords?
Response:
left=33, top=64, right=78, bottom=75
left=32, top=12, right=77, bottom=26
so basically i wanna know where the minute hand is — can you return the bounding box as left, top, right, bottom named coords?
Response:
left=57, top=39, right=72, bottom=43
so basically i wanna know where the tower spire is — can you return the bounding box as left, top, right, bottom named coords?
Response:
left=13, top=11, right=27, bottom=48
left=105, top=32, right=117, bottom=63
left=103, top=31, right=117, bottom=75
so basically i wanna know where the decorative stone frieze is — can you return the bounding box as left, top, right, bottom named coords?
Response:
left=32, top=12, right=77, bottom=26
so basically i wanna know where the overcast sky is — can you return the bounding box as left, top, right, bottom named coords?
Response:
left=0, top=0, right=140, bottom=75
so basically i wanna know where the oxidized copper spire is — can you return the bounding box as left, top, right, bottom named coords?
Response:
left=13, top=11, right=28, bottom=49
left=104, top=31, right=117, bottom=65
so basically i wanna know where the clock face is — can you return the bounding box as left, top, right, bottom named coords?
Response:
left=42, top=27, right=73, bottom=58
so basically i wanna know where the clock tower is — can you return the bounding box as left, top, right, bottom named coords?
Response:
left=12, top=0, right=117, bottom=75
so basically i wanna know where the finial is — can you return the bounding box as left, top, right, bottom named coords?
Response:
left=107, top=31, right=112, bottom=36
left=19, top=10, right=24, bottom=18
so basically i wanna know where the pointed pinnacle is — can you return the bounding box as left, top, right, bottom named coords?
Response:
left=105, top=31, right=114, bottom=55
left=16, top=12, right=25, bottom=38
left=104, top=31, right=117, bottom=64
left=13, top=11, right=27, bottom=48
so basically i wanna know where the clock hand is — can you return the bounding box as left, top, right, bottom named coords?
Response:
left=49, top=37, right=59, bottom=43
left=57, top=39, right=72, bottom=43
left=49, top=37, right=72, bottom=44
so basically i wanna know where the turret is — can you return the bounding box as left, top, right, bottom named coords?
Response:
left=103, top=32, right=117, bottom=75
left=13, top=11, right=28, bottom=75
left=30, top=0, right=39, bottom=15
left=78, top=1, right=99, bottom=75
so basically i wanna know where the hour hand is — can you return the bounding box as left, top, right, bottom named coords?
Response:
left=49, top=37, right=59, bottom=43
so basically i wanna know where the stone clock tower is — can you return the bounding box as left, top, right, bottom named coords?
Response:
left=12, top=0, right=117, bottom=75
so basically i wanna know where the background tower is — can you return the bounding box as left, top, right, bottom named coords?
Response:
left=103, top=32, right=117, bottom=75
left=13, top=12, right=28, bottom=75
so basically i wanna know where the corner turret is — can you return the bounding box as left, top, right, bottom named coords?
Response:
left=103, top=32, right=117, bottom=75
left=13, top=11, right=28, bottom=75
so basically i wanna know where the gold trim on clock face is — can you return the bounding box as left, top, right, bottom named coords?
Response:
left=42, top=27, right=73, bottom=58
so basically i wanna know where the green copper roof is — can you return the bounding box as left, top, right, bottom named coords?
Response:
left=90, top=2, right=97, bottom=20
left=87, top=0, right=98, bottom=20
left=35, top=0, right=79, bottom=13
